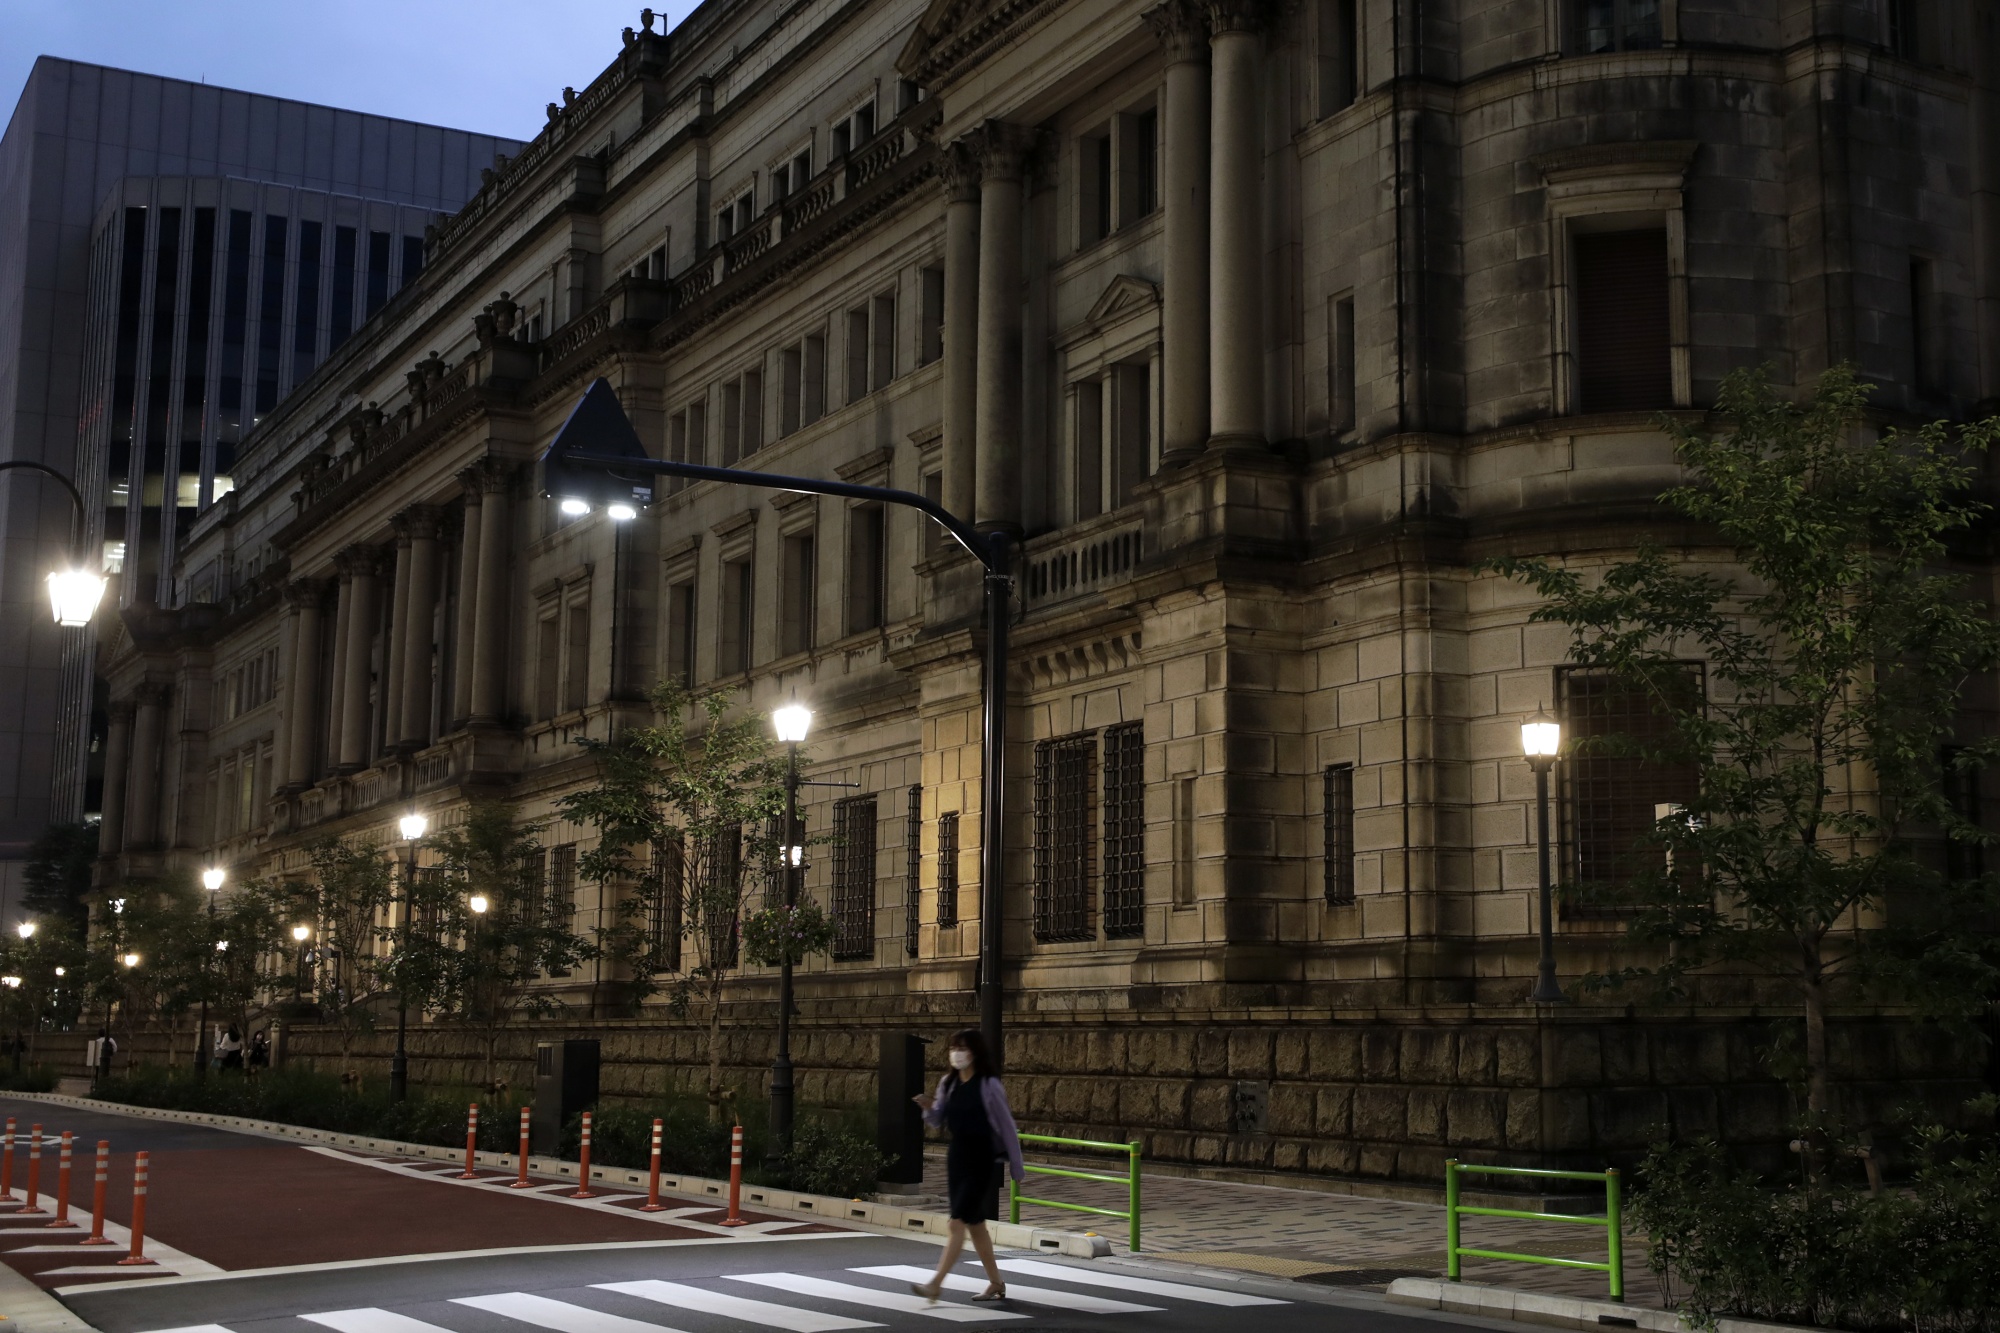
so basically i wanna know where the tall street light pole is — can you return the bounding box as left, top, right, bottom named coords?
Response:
left=768, top=704, right=811, bottom=1164
left=391, top=812, right=428, bottom=1101
left=1521, top=710, right=1566, bottom=1005
left=0, top=461, right=108, bottom=626
left=541, top=380, right=1015, bottom=1065
left=198, top=867, right=225, bottom=1076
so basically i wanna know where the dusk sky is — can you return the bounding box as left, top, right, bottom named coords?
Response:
left=2, top=0, right=698, bottom=142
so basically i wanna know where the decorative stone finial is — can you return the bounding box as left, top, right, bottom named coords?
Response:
left=563, top=86, right=578, bottom=106
left=547, top=102, right=562, bottom=124
left=641, top=7, right=656, bottom=32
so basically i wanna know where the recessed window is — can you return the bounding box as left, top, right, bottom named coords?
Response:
left=666, top=580, right=695, bottom=687
left=919, top=265, right=944, bottom=366
left=1101, top=721, right=1145, bottom=939
left=1329, top=294, right=1356, bottom=436
left=936, top=810, right=960, bottom=927
left=780, top=529, right=816, bottom=657
left=1572, top=228, right=1671, bottom=413
left=1558, top=665, right=1701, bottom=907
left=904, top=784, right=922, bottom=958
left=1574, top=0, right=1661, bottom=53
left=832, top=794, right=878, bottom=960
left=1033, top=731, right=1098, bottom=942
left=719, top=556, right=754, bottom=676
left=847, top=503, right=886, bottom=634
left=1323, top=764, right=1354, bottom=904
left=1317, top=0, right=1358, bottom=115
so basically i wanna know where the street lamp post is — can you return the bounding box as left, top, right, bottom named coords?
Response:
left=198, top=868, right=225, bottom=1075
left=1521, top=711, right=1567, bottom=1005
left=391, top=812, right=428, bottom=1102
left=540, top=380, right=1016, bottom=1064
left=0, top=461, right=107, bottom=627
left=768, top=704, right=812, bottom=1164
left=291, top=925, right=312, bottom=1003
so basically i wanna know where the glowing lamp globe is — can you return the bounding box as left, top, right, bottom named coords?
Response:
left=468, top=894, right=490, bottom=915
left=1520, top=711, right=1562, bottom=760
left=399, top=813, right=429, bottom=841
left=773, top=704, right=813, bottom=744
left=292, top=925, right=312, bottom=942
left=46, top=568, right=106, bottom=626
left=15, top=921, right=33, bottom=940
left=202, top=867, right=226, bottom=891
left=121, top=952, right=139, bottom=968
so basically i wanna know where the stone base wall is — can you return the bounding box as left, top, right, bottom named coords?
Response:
left=266, top=1002, right=1985, bottom=1184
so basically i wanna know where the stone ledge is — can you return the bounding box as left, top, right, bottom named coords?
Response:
left=6, top=1092, right=1102, bottom=1259
left=1385, top=1278, right=1804, bottom=1333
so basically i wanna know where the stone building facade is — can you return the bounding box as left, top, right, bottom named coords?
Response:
left=93, top=0, right=2000, bottom=1182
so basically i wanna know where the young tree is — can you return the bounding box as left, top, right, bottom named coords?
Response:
left=22, top=822, right=97, bottom=929
left=423, top=802, right=594, bottom=1092
left=1492, top=367, right=2000, bottom=1132
left=561, top=678, right=787, bottom=1119
left=299, top=836, right=399, bottom=1082
left=208, top=880, right=300, bottom=1051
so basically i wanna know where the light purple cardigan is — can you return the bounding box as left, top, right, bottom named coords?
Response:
left=924, top=1073, right=1026, bottom=1182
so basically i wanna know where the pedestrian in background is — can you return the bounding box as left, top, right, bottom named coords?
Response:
left=909, top=1028, right=1023, bottom=1303
left=217, top=1025, right=244, bottom=1071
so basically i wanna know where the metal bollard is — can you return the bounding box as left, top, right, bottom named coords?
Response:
left=2, top=1117, right=15, bottom=1200
left=719, top=1124, right=748, bottom=1226
left=115, top=1151, right=154, bottom=1265
left=510, top=1106, right=533, bottom=1188
left=458, top=1102, right=480, bottom=1179
left=21, top=1124, right=44, bottom=1214
left=641, top=1117, right=665, bottom=1212
left=79, top=1142, right=112, bottom=1244
left=44, top=1132, right=72, bottom=1227
left=569, top=1111, right=595, bottom=1198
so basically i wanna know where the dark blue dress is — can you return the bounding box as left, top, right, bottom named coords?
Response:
left=941, top=1072, right=1000, bottom=1223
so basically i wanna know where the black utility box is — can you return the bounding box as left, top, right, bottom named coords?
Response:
left=531, top=1039, right=600, bottom=1156
left=877, top=1033, right=928, bottom=1189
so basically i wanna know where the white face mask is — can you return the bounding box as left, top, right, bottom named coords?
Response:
left=948, top=1048, right=973, bottom=1070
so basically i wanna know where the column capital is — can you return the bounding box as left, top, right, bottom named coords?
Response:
left=334, top=544, right=387, bottom=580
left=107, top=699, right=138, bottom=724
left=941, top=138, right=982, bottom=204
left=1206, top=0, right=1273, bottom=36
left=285, top=578, right=333, bottom=610
left=461, top=456, right=515, bottom=496
left=1143, top=0, right=1211, bottom=60
left=969, top=120, right=1039, bottom=183
left=391, top=505, right=445, bottom=542
left=133, top=680, right=172, bottom=708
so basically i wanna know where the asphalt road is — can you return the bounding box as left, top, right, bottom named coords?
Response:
left=63, top=1232, right=1448, bottom=1333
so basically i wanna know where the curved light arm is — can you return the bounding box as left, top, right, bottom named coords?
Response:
left=0, top=461, right=88, bottom=558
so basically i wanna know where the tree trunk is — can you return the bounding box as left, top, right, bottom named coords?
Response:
left=484, top=1030, right=499, bottom=1092
left=1801, top=936, right=1831, bottom=1180
left=706, top=986, right=724, bottom=1123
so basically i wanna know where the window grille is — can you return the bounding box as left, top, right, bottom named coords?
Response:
left=1034, top=732, right=1097, bottom=941
left=546, top=844, right=577, bottom=975
left=832, top=795, right=877, bottom=960
left=937, top=811, right=959, bottom=927
left=1943, top=747, right=1984, bottom=882
left=1102, top=722, right=1146, bottom=938
left=699, top=826, right=742, bottom=968
left=1558, top=666, right=1700, bottom=910
left=1324, top=763, right=1355, bottom=904
left=651, top=833, right=683, bottom=972
left=904, top=785, right=922, bottom=957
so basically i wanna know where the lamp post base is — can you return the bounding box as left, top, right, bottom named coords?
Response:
left=1530, top=966, right=1567, bottom=1005
left=768, top=1055, right=794, bottom=1170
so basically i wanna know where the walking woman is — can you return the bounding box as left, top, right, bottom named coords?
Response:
left=910, top=1028, right=1024, bottom=1303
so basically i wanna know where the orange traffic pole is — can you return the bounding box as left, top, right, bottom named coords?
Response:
left=79, top=1141, right=112, bottom=1244
left=569, top=1111, right=595, bottom=1198
left=641, top=1117, right=665, bottom=1212
left=44, top=1132, right=72, bottom=1227
left=2, top=1117, right=16, bottom=1199
left=719, top=1124, right=749, bottom=1226
left=510, top=1106, right=534, bottom=1188
left=458, top=1102, right=479, bottom=1178
left=21, top=1124, right=44, bottom=1214
left=116, top=1151, right=154, bottom=1265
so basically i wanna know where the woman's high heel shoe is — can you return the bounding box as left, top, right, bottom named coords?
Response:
left=971, top=1285, right=1007, bottom=1303
left=909, top=1281, right=941, bottom=1304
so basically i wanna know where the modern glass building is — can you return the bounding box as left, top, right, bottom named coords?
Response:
left=0, top=56, right=516, bottom=918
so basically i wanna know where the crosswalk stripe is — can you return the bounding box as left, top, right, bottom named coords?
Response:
left=136, top=1325, right=236, bottom=1333
left=596, top=1278, right=883, bottom=1331
left=303, top=1310, right=462, bottom=1333
left=850, top=1266, right=1164, bottom=1314
left=995, top=1259, right=1288, bottom=1306
left=454, top=1292, right=689, bottom=1333
left=727, top=1272, right=1026, bottom=1323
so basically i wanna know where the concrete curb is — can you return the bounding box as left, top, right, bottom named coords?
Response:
left=1385, top=1278, right=1806, bottom=1333
left=0, top=1257, right=103, bottom=1333
left=1, top=1092, right=1107, bottom=1259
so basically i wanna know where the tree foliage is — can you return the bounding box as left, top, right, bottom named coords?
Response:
left=22, top=822, right=97, bottom=927
left=1490, top=366, right=2000, bottom=1122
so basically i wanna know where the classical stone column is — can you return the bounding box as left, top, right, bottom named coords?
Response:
left=326, top=567, right=353, bottom=763
left=1207, top=0, right=1268, bottom=448
left=1148, top=0, right=1213, bottom=464
left=97, top=701, right=134, bottom=855
left=283, top=581, right=325, bottom=788
left=396, top=506, right=443, bottom=750
left=125, top=682, right=169, bottom=850
left=382, top=524, right=415, bottom=750
left=335, top=546, right=381, bottom=770
left=942, top=141, right=982, bottom=524
left=450, top=485, right=483, bottom=728
left=272, top=601, right=300, bottom=790
left=469, top=461, right=513, bottom=723
left=974, top=123, right=1033, bottom=534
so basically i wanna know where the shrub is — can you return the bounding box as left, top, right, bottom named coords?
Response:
left=0, top=1065, right=57, bottom=1093
left=781, top=1115, right=888, bottom=1198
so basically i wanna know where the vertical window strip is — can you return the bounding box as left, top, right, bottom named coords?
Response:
left=937, top=811, right=959, bottom=928
left=832, top=795, right=878, bottom=960
left=1033, top=732, right=1096, bottom=942
left=1323, top=763, right=1355, bottom=904
left=653, top=834, right=684, bottom=972
left=904, top=784, right=922, bottom=957
left=1102, top=722, right=1146, bottom=938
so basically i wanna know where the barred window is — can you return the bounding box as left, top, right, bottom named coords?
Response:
left=936, top=811, right=959, bottom=927
left=1102, top=722, right=1145, bottom=938
left=547, top=844, right=577, bottom=975
left=1558, top=666, right=1700, bottom=903
left=904, top=784, right=922, bottom=957
left=1943, top=747, right=1983, bottom=882
left=1324, top=763, right=1355, bottom=904
left=832, top=795, right=878, bottom=960
left=1034, top=731, right=1097, bottom=941
left=700, top=826, right=742, bottom=968
left=651, top=833, right=683, bottom=972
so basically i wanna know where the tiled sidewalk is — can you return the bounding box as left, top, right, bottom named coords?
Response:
left=920, top=1151, right=1659, bottom=1307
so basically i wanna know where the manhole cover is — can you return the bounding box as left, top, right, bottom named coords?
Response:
left=1296, top=1268, right=1435, bottom=1287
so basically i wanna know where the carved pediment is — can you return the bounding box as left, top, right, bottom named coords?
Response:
left=1087, top=275, right=1160, bottom=327
left=898, top=0, right=1058, bottom=89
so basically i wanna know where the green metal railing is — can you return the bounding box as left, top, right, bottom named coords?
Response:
left=1445, top=1159, right=1624, bottom=1301
left=1008, top=1133, right=1142, bottom=1252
